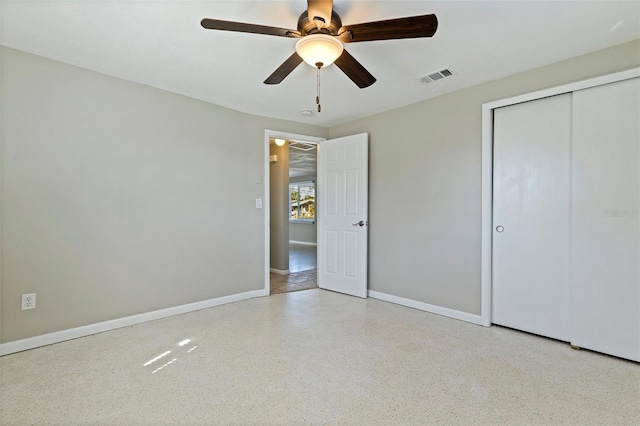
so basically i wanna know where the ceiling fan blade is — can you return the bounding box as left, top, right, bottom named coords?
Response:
left=338, top=14, right=438, bottom=43
left=201, top=18, right=300, bottom=38
left=307, top=0, right=333, bottom=28
left=264, top=52, right=304, bottom=85
left=334, top=50, right=376, bottom=89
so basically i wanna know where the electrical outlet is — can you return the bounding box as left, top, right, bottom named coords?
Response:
left=21, top=293, right=36, bottom=311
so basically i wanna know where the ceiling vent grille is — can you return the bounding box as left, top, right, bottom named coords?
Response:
left=289, top=141, right=316, bottom=151
left=418, top=67, right=456, bottom=85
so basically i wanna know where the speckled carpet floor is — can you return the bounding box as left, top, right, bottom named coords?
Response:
left=1, top=289, right=639, bottom=425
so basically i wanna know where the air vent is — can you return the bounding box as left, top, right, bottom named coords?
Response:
left=418, top=67, right=456, bottom=85
left=289, top=142, right=316, bottom=151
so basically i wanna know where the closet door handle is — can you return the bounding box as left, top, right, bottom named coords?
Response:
left=496, top=225, right=504, bottom=233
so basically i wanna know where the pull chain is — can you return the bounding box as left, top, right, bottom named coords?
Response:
left=315, top=62, right=323, bottom=113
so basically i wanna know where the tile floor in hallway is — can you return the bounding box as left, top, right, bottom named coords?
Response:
left=288, top=242, right=317, bottom=273
left=270, top=242, right=318, bottom=295
left=270, top=269, right=317, bottom=295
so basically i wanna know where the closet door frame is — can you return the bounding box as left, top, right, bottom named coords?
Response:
left=480, top=67, right=640, bottom=327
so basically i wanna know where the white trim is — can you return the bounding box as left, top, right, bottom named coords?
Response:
left=480, top=101, right=494, bottom=327
left=270, top=268, right=290, bottom=275
left=0, top=289, right=267, bottom=356
left=480, top=67, right=640, bottom=329
left=264, top=131, right=271, bottom=295
left=289, top=240, right=317, bottom=246
left=368, top=290, right=483, bottom=325
left=483, top=67, right=640, bottom=111
left=264, top=130, right=325, bottom=296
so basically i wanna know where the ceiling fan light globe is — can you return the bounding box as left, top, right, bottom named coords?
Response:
left=295, top=34, right=343, bottom=67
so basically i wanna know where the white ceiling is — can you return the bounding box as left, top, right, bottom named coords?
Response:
left=1, top=1, right=639, bottom=127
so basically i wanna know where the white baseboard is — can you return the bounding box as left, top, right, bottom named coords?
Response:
left=368, top=290, right=483, bottom=325
left=0, top=289, right=267, bottom=356
left=289, top=241, right=317, bottom=246
left=270, top=268, right=290, bottom=275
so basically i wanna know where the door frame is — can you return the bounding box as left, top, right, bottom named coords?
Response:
left=480, top=67, right=640, bottom=327
left=263, top=130, right=326, bottom=294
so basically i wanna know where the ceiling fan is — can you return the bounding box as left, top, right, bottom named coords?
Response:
left=200, top=0, right=438, bottom=90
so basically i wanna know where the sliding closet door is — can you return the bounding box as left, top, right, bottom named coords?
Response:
left=492, top=94, right=572, bottom=341
left=571, top=77, right=640, bottom=361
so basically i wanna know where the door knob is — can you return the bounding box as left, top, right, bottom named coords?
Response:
left=352, top=220, right=366, bottom=227
left=496, top=225, right=504, bottom=233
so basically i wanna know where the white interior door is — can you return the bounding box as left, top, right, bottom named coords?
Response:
left=492, top=94, right=572, bottom=341
left=317, top=133, right=368, bottom=298
left=570, top=77, right=640, bottom=361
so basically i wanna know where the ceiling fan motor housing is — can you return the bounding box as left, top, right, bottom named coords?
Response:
left=297, top=11, right=343, bottom=36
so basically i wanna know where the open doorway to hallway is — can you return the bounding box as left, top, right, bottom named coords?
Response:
left=269, top=137, right=318, bottom=295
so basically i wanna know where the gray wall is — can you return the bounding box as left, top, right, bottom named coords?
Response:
left=289, top=175, right=317, bottom=244
left=3, top=40, right=639, bottom=344
left=329, top=39, right=640, bottom=315
left=269, top=142, right=290, bottom=271
left=1, top=47, right=327, bottom=343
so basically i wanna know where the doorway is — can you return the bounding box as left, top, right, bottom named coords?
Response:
left=271, top=140, right=319, bottom=294
left=264, top=130, right=370, bottom=299
left=264, top=130, right=324, bottom=295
